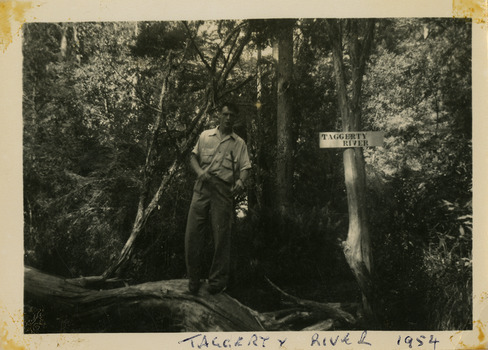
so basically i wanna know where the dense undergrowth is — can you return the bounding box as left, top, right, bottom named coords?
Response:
left=23, top=18, right=472, bottom=332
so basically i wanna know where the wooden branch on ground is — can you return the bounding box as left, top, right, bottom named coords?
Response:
left=302, top=319, right=335, bottom=331
left=265, top=276, right=357, bottom=325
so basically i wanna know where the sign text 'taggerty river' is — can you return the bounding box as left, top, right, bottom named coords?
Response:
left=319, top=131, right=384, bottom=148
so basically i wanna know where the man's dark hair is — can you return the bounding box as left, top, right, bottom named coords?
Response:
left=220, top=102, right=239, bottom=114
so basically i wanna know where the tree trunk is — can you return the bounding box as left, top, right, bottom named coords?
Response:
left=72, top=23, right=81, bottom=64
left=25, top=267, right=357, bottom=333
left=249, top=45, right=264, bottom=212
left=326, top=19, right=377, bottom=321
left=25, top=266, right=264, bottom=333
left=342, top=148, right=374, bottom=314
left=276, top=20, right=294, bottom=216
left=59, top=24, right=67, bottom=59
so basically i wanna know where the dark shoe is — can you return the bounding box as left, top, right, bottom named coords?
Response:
left=208, top=284, right=227, bottom=295
left=188, top=280, right=201, bottom=295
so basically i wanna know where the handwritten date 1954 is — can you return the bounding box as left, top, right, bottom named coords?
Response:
left=397, top=335, right=439, bottom=350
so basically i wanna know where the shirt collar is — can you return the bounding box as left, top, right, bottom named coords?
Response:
left=211, top=126, right=236, bottom=140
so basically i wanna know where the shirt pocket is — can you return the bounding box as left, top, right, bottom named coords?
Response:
left=222, top=154, right=237, bottom=170
left=200, top=149, right=214, bottom=165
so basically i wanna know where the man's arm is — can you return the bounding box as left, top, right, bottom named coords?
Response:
left=231, top=167, right=249, bottom=195
left=190, top=153, right=211, bottom=181
left=239, top=169, right=249, bottom=183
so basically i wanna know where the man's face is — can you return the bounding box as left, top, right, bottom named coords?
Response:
left=219, top=106, right=236, bottom=132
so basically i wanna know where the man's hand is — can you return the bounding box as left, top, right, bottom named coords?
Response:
left=231, top=179, right=245, bottom=195
left=198, top=169, right=211, bottom=182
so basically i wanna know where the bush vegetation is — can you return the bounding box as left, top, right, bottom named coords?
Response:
left=23, top=18, right=472, bottom=331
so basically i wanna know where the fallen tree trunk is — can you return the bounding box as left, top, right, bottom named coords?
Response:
left=25, top=266, right=264, bottom=333
left=24, top=266, right=357, bottom=333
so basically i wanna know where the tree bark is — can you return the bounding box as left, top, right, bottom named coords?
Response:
left=276, top=20, right=294, bottom=216
left=326, top=19, right=377, bottom=321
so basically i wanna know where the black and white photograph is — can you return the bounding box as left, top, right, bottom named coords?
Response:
left=22, top=17, right=473, bottom=333
left=0, top=0, right=487, bottom=349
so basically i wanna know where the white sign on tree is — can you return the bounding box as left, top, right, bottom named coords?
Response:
left=319, top=131, right=384, bottom=148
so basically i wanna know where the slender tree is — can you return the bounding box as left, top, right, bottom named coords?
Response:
left=275, top=20, right=295, bottom=216
left=325, top=18, right=377, bottom=321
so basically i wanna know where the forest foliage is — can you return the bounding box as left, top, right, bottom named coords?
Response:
left=23, top=18, right=472, bottom=331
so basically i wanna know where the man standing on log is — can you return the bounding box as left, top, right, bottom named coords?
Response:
left=185, top=102, right=251, bottom=295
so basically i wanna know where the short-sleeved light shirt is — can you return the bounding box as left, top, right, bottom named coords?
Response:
left=192, top=127, right=251, bottom=184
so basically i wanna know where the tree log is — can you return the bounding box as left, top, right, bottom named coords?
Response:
left=24, top=267, right=358, bottom=333
left=25, top=266, right=264, bottom=333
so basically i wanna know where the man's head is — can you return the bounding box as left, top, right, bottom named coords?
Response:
left=219, top=102, right=238, bottom=134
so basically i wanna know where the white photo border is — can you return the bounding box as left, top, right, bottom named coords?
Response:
left=1, top=1, right=486, bottom=349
